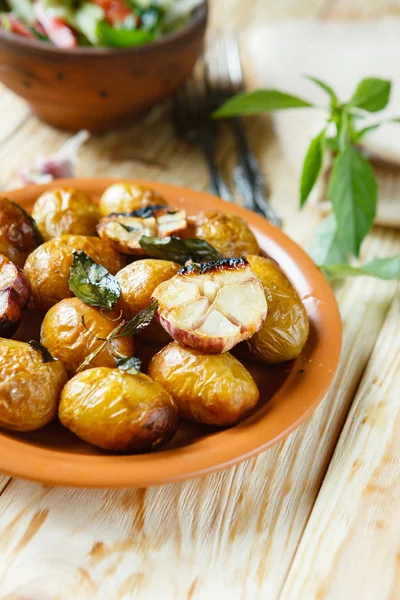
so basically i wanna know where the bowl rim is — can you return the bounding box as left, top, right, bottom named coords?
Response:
left=0, top=0, right=207, bottom=56
left=0, top=178, right=342, bottom=488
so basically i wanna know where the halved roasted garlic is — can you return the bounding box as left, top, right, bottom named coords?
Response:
left=96, top=206, right=187, bottom=255
left=152, top=257, right=267, bottom=353
left=0, top=254, right=31, bottom=337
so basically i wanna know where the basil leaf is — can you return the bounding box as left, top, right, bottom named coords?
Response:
left=29, top=340, right=56, bottom=363
left=309, top=215, right=348, bottom=266
left=213, top=89, right=313, bottom=118
left=115, top=355, right=142, bottom=375
left=328, top=145, right=377, bottom=257
left=355, top=117, right=400, bottom=141
left=300, top=128, right=325, bottom=207
left=116, top=301, right=158, bottom=338
left=320, top=256, right=400, bottom=280
left=69, top=251, right=121, bottom=310
left=139, top=236, right=224, bottom=264
left=349, top=78, right=391, bottom=113
left=305, top=75, right=338, bottom=106
left=97, top=21, right=154, bottom=47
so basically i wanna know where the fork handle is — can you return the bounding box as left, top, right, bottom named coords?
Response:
left=230, top=118, right=282, bottom=228
left=197, top=129, right=232, bottom=201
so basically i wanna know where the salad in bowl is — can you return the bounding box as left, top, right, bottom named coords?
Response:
left=0, top=0, right=203, bottom=47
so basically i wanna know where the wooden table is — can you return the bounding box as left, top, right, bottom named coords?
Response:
left=0, top=1, right=399, bottom=598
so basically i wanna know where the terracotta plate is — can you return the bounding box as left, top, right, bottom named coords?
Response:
left=0, top=179, right=341, bottom=488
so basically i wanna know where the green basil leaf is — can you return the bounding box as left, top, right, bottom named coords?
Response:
left=304, top=75, right=338, bottom=106
left=320, top=256, right=400, bottom=280
left=309, top=215, right=349, bottom=265
left=213, top=89, right=313, bottom=118
left=29, top=340, right=56, bottom=363
left=69, top=251, right=121, bottom=310
left=116, top=301, right=158, bottom=338
left=139, top=235, right=224, bottom=264
left=114, top=355, right=142, bottom=375
left=328, top=145, right=377, bottom=257
left=354, top=123, right=381, bottom=141
left=97, top=21, right=155, bottom=47
left=349, top=77, right=391, bottom=113
left=355, top=117, right=400, bottom=141
left=300, top=128, right=325, bottom=207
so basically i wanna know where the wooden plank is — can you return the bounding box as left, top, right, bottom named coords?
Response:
left=280, top=295, right=400, bottom=600
left=0, top=231, right=398, bottom=600
left=0, top=1, right=399, bottom=599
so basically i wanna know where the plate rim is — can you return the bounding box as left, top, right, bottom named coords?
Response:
left=0, top=178, right=342, bottom=488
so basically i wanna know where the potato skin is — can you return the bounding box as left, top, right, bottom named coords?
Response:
left=149, top=342, right=259, bottom=426
left=192, top=211, right=260, bottom=258
left=32, top=188, right=100, bottom=241
left=99, top=183, right=167, bottom=217
left=247, top=255, right=309, bottom=363
left=41, top=298, right=135, bottom=376
left=59, top=367, right=178, bottom=453
left=0, top=338, right=67, bottom=431
left=0, top=197, right=42, bottom=267
left=116, top=259, right=180, bottom=341
left=24, top=235, right=126, bottom=313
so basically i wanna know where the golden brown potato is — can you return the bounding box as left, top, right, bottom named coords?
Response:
left=0, top=255, right=31, bottom=338
left=99, top=183, right=167, bottom=217
left=149, top=342, right=259, bottom=426
left=24, top=235, right=126, bottom=313
left=0, top=338, right=67, bottom=431
left=59, top=367, right=178, bottom=452
left=247, top=255, right=309, bottom=363
left=32, top=188, right=100, bottom=241
left=41, top=298, right=135, bottom=376
left=116, top=259, right=180, bottom=341
left=191, top=211, right=260, bottom=258
left=0, top=197, right=42, bottom=267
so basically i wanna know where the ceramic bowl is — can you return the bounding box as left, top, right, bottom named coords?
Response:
left=0, top=3, right=207, bottom=131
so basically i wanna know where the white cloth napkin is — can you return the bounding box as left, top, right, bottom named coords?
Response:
left=240, top=19, right=400, bottom=226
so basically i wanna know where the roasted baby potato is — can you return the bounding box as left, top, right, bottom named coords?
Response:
left=41, top=298, right=135, bottom=376
left=116, top=259, right=180, bottom=341
left=99, top=183, right=168, bottom=217
left=191, top=211, right=260, bottom=257
left=0, top=197, right=42, bottom=267
left=246, top=255, right=309, bottom=363
left=152, top=257, right=267, bottom=353
left=0, top=255, right=31, bottom=337
left=24, top=235, right=126, bottom=313
left=59, top=367, right=178, bottom=452
left=149, top=342, right=259, bottom=426
left=0, top=338, right=67, bottom=431
left=97, top=207, right=187, bottom=256
left=32, top=188, right=100, bottom=241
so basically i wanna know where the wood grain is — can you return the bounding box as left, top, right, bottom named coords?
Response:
left=0, top=1, right=399, bottom=599
left=281, top=295, right=400, bottom=600
left=0, top=232, right=398, bottom=600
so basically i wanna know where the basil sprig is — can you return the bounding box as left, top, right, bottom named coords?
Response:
left=76, top=302, right=158, bottom=373
left=215, top=75, right=400, bottom=281
left=69, top=251, right=121, bottom=310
